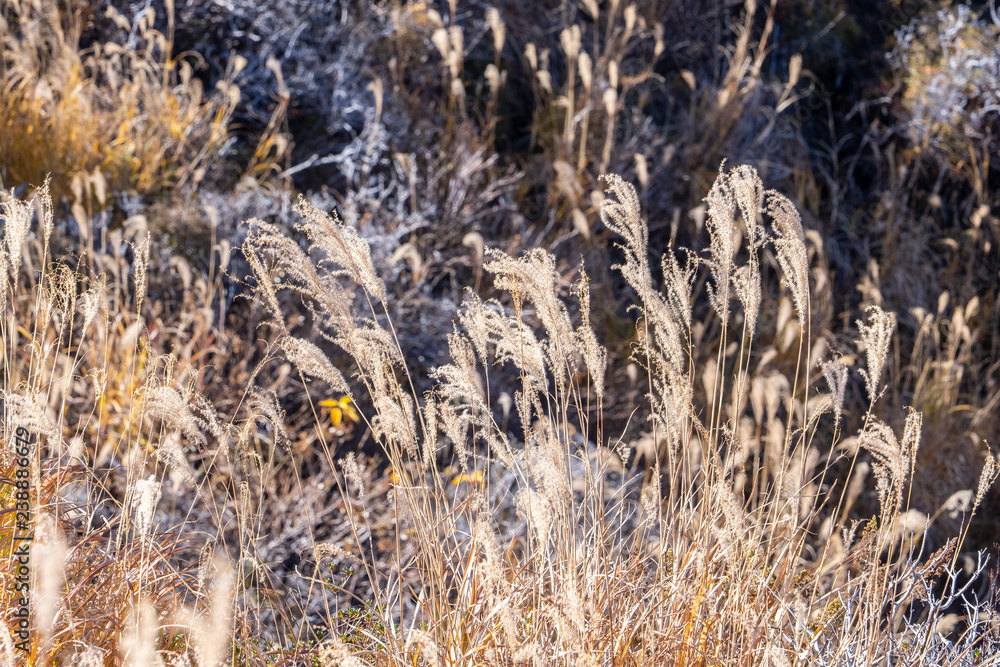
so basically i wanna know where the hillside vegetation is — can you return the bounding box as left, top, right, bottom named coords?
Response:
left=1, top=0, right=999, bottom=665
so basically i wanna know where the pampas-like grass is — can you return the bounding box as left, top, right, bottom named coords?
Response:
left=241, top=164, right=1000, bottom=665
left=3, top=162, right=999, bottom=665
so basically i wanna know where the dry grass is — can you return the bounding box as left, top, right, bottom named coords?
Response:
left=238, top=162, right=999, bottom=665
left=0, top=0, right=280, bottom=199
left=1, top=1, right=999, bottom=666
left=3, top=165, right=992, bottom=665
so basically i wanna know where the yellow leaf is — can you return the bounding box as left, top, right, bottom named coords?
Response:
left=340, top=399, right=359, bottom=424
left=321, top=396, right=357, bottom=427
left=451, top=470, right=484, bottom=486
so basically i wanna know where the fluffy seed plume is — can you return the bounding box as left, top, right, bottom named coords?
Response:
left=703, top=162, right=740, bottom=322
left=4, top=391, right=59, bottom=441
left=487, top=7, right=505, bottom=54
left=141, top=385, right=207, bottom=448
left=32, top=513, right=67, bottom=647
left=0, top=186, right=32, bottom=284
left=131, top=475, right=162, bottom=540
left=293, top=196, right=386, bottom=303
left=122, top=599, right=162, bottom=667
left=821, top=356, right=849, bottom=428
left=248, top=388, right=290, bottom=453
left=767, top=191, right=809, bottom=329
left=132, top=232, right=150, bottom=313
left=279, top=336, right=351, bottom=396
left=602, top=173, right=695, bottom=458
left=574, top=269, right=607, bottom=399
left=157, top=430, right=196, bottom=482
left=318, top=636, right=367, bottom=667
left=79, top=273, right=108, bottom=334
left=974, top=452, right=999, bottom=513
left=857, top=305, right=896, bottom=402
left=484, top=247, right=577, bottom=396
left=340, top=452, right=365, bottom=502
left=857, top=416, right=917, bottom=515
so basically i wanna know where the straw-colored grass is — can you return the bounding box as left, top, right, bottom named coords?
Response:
left=2, top=160, right=997, bottom=664
left=1, top=1, right=999, bottom=665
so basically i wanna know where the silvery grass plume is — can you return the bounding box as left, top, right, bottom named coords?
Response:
left=130, top=475, right=162, bottom=541
left=857, top=409, right=920, bottom=518
left=132, top=232, right=151, bottom=315
left=122, top=599, right=161, bottom=667
left=222, top=159, right=1000, bottom=664
left=821, top=356, right=849, bottom=429
left=173, top=557, right=234, bottom=667
left=857, top=305, right=897, bottom=403
left=600, top=164, right=811, bottom=475
left=458, top=293, right=547, bottom=388
left=293, top=195, right=386, bottom=304
left=483, top=247, right=578, bottom=400
left=139, top=384, right=208, bottom=450
left=431, top=331, right=500, bottom=472
left=0, top=184, right=33, bottom=291
left=32, top=513, right=67, bottom=656
left=244, top=204, right=412, bottom=440
left=726, top=164, right=765, bottom=338
left=766, top=189, right=809, bottom=330
left=702, top=163, right=810, bottom=338
left=600, top=173, right=694, bottom=458
left=574, top=269, right=607, bottom=401
left=279, top=335, right=352, bottom=396
left=702, top=161, right=742, bottom=324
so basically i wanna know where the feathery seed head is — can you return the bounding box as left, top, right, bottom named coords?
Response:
left=32, top=512, right=67, bottom=643
left=39, top=177, right=54, bottom=253
left=4, top=391, right=58, bottom=441
left=730, top=164, right=765, bottom=242
left=821, top=357, right=849, bottom=428
left=579, top=52, right=593, bottom=92
left=141, top=385, right=207, bottom=449
left=974, top=452, right=999, bottom=513
left=0, top=186, right=32, bottom=283
left=857, top=418, right=905, bottom=513
left=133, top=232, right=150, bottom=310
left=248, top=388, right=290, bottom=453
left=600, top=174, right=646, bottom=256
left=766, top=191, right=809, bottom=330
left=856, top=305, right=896, bottom=402
left=317, top=636, right=367, bottom=667
left=372, top=393, right=419, bottom=457
left=340, top=451, right=365, bottom=502
left=293, top=196, right=386, bottom=303
left=80, top=272, right=108, bottom=334
left=131, top=475, right=162, bottom=540
left=733, top=262, right=761, bottom=339
left=279, top=336, right=351, bottom=396
left=574, top=269, right=607, bottom=399
left=703, top=161, right=740, bottom=321
left=561, top=25, right=581, bottom=61
left=313, top=542, right=360, bottom=564
left=157, top=430, right=196, bottom=483
left=487, top=8, right=505, bottom=54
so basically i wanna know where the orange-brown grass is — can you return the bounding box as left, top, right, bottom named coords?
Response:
left=0, top=0, right=240, bottom=199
